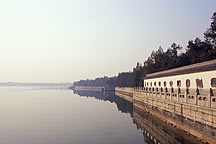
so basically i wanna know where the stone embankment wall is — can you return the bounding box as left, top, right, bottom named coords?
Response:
left=115, top=87, right=134, bottom=102
left=74, top=86, right=105, bottom=91
left=115, top=87, right=216, bottom=144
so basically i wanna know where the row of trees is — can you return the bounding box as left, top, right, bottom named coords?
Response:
left=73, top=77, right=109, bottom=87
left=73, top=12, right=216, bottom=88
left=109, top=12, right=216, bottom=87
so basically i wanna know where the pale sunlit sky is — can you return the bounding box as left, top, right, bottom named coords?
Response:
left=0, top=0, right=215, bottom=82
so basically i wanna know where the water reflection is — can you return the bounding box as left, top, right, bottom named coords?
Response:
left=74, top=90, right=204, bottom=144
left=73, top=90, right=133, bottom=115
left=133, top=105, right=204, bottom=144
left=0, top=86, right=203, bottom=144
left=0, top=87, right=145, bottom=144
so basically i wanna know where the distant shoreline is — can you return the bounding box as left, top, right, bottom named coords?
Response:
left=0, top=82, right=73, bottom=87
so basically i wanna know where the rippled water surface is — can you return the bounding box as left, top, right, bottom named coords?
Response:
left=0, top=87, right=147, bottom=144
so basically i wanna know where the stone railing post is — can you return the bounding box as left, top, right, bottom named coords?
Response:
left=195, top=88, right=199, bottom=105
left=177, top=88, right=180, bottom=102
left=170, top=88, right=172, bottom=101
left=209, top=88, right=212, bottom=108
left=185, top=89, right=188, bottom=103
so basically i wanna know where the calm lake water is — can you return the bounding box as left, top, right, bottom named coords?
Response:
left=0, top=86, right=203, bottom=144
left=0, top=86, right=148, bottom=144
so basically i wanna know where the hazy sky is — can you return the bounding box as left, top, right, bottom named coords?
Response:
left=0, top=0, right=215, bottom=82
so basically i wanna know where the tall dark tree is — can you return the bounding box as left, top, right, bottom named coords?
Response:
left=204, top=12, right=216, bottom=48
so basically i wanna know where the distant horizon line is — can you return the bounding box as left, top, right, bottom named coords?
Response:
left=0, top=82, right=73, bottom=86
left=0, top=82, right=73, bottom=83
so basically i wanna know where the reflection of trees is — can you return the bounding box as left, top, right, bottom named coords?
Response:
left=73, top=90, right=106, bottom=101
left=73, top=90, right=133, bottom=115
left=105, top=91, right=133, bottom=115
left=73, top=90, right=203, bottom=144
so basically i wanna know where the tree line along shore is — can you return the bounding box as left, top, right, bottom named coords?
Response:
left=72, top=12, right=216, bottom=89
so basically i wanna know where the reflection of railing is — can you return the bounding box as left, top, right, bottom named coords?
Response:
left=115, top=86, right=216, bottom=131
left=133, top=105, right=205, bottom=144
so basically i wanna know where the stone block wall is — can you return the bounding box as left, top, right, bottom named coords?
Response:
left=116, top=87, right=216, bottom=129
